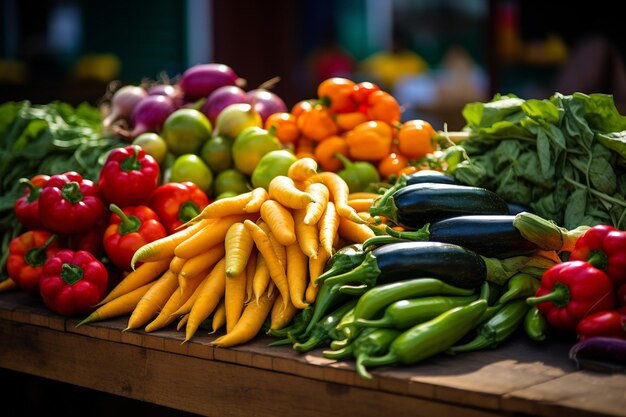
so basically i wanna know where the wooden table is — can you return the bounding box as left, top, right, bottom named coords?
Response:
left=1, top=291, right=624, bottom=417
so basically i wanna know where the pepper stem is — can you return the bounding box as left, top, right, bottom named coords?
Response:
left=323, top=252, right=381, bottom=288
left=362, top=235, right=408, bottom=252
left=24, top=234, right=57, bottom=267
left=322, top=344, right=354, bottom=360
left=586, top=249, right=609, bottom=272
left=448, top=334, right=491, bottom=354
left=19, top=178, right=42, bottom=202
left=355, top=354, right=374, bottom=380
left=60, top=263, right=84, bottom=285
left=120, top=145, right=143, bottom=172
left=368, top=187, right=399, bottom=225
left=109, top=204, right=141, bottom=235
left=293, top=332, right=325, bottom=352
left=61, top=181, right=83, bottom=204
left=267, top=337, right=292, bottom=347
left=178, top=201, right=200, bottom=223
left=526, top=282, right=571, bottom=308
left=385, top=224, right=430, bottom=241
left=359, top=351, right=397, bottom=369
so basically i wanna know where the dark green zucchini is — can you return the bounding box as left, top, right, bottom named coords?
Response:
left=428, top=215, right=539, bottom=258
left=323, top=241, right=487, bottom=290
left=370, top=182, right=509, bottom=228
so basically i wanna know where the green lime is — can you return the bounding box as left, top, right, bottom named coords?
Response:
left=251, top=149, right=297, bottom=190
left=132, top=132, right=168, bottom=165
left=216, top=191, right=239, bottom=200
left=200, top=135, right=233, bottom=173
left=213, top=168, right=250, bottom=196
left=169, top=154, right=213, bottom=194
left=231, top=126, right=282, bottom=176
left=162, top=108, right=212, bottom=156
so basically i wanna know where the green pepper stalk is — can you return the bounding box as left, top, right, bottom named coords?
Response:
left=354, top=294, right=480, bottom=330
left=291, top=299, right=358, bottom=353
left=314, top=243, right=366, bottom=285
left=448, top=299, right=531, bottom=353
left=338, top=278, right=476, bottom=333
left=267, top=305, right=313, bottom=339
left=302, top=281, right=353, bottom=338
left=359, top=298, right=488, bottom=374
left=323, top=328, right=377, bottom=360
left=523, top=306, right=549, bottom=342
left=513, top=211, right=590, bottom=253
left=353, top=328, right=402, bottom=380
left=493, top=272, right=540, bottom=307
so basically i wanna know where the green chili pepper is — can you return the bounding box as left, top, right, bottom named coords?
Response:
left=494, top=272, right=540, bottom=307
left=323, top=327, right=377, bottom=360
left=338, top=278, right=476, bottom=333
left=291, top=299, right=358, bottom=353
left=353, top=328, right=402, bottom=380
left=354, top=294, right=480, bottom=330
left=314, top=243, right=365, bottom=285
left=448, top=299, right=531, bottom=353
left=302, top=281, right=353, bottom=338
left=524, top=305, right=549, bottom=342
left=360, top=298, right=488, bottom=373
left=267, top=305, right=313, bottom=339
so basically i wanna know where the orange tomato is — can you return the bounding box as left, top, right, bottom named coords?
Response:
left=397, top=119, right=438, bottom=160
left=313, top=135, right=349, bottom=172
left=335, top=111, right=368, bottom=132
left=296, top=104, right=339, bottom=142
left=353, top=81, right=380, bottom=105
left=295, top=137, right=316, bottom=159
left=317, top=77, right=357, bottom=113
left=378, top=152, right=409, bottom=180
left=344, top=120, right=393, bottom=161
left=366, top=90, right=401, bottom=126
left=265, top=112, right=299, bottom=143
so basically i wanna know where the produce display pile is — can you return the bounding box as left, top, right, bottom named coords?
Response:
left=1, top=62, right=626, bottom=378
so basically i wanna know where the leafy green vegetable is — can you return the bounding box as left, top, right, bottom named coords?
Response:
left=0, top=100, right=125, bottom=277
left=451, top=92, right=626, bottom=230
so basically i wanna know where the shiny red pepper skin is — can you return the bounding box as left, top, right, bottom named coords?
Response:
left=38, top=171, right=105, bottom=235
left=103, top=204, right=167, bottom=271
left=618, top=283, right=626, bottom=307
left=527, top=261, right=616, bottom=333
left=148, top=181, right=210, bottom=234
left=39, top=249, right=108, bottom=317
left=98, top=145, right=160, bottom=207
left=576, top=307, right=626, bottom=340
left=6, top=230, right=62, bottom=296
left=14, top=174, right=50, bottom=230
left=569, top=225, right=626, bottom=286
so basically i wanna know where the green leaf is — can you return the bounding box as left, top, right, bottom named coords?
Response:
left=522, top=99, right=561, bottom=124
left=588, top=156, right=617, bottom=195
left=596, top=131, right=626, bottom=161
left=536, top=128, right=553, bottom=178
left=577, top=92, right=626, bottom=133
left=462, top=96, right=526, bottom=128
left=564, top=188, right=587, bottom=229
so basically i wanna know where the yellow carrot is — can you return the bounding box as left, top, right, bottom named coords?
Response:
left=168, top=256, right=187, bottom=275
left=177, top=313, right=189, bottom=331
left=252, top=254, right=271, bottom=304
left=287, top=157, right=318, bottom=182
left=347, top=198, right=375, bottom=213
left=130, top=219, right=209, bottom=268
left=244, top=187, right=269, bottom=213
left=258, top=219, right=287, bottom=270
left=313, top=171, right=364, bottom=224
left=305, top=279, right=320, bottom=304
left=189, top=190, right=254, bottom=221
left=318, top=201, right=339, bottom=259
left=0, top=278, right=18, bottom=294
left=270, top=293, right=299, bottom=331
left=303, top=182, right=329, bottom=225
left=244, top=219, right=290, bottom=311
left=224, top=222, right=254, bottom=278
left=171, top=271, right=212, bottom=318
left=260, top=199, right=296, bottom=246
left=286, top=242, right=309, bottom=309
left=174, top=213, right=252, bottom=259
left=96, top=258, right=170, bottom=307
left=309, top=248, right=330, bottom=287
left=245, top=249, right=257, bottom=304
left=293, top=208, right=319, bottom=259
left=268, top=175, right=314, bottom=209
left=77, top=282, right=154, bottom=327
left=126, top=269, right=179, bottom=331
left=348, top=192, right=381, bottom=200
left=178, top=243, right=225, bottom=292
left=144, top=270, right=206, bottom=333
left=185, top=258, right=227, bottom=341
left=224, top=269, right=247, bottom=334
left=209, top=299, right=226, bottom=334
left=338, top=216, right=376, bottom=244
left=210, top=290, right=277, bottom=347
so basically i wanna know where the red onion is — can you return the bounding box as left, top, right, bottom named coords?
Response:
left=246, top=88, right=287, bottom=123
left=178, top=63, right=244, bottom=102
left=103, top=85, right=147, bottom=128
left=200, top=85, right=249, bottom=125
left=130, top=95, right=176, bottom=139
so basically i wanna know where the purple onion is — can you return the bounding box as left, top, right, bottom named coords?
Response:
left=200, top=85, right=249, bottom=125
left=178, top=63, right=243, bottom=102
left=130, top=95, right=176, bottom=139
left=103, top=85, right=147, bottom=128
left=246, top=88, right=287, bottom=123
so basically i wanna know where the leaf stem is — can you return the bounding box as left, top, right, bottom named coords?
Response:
left=563, top=175, right=626, bottom=209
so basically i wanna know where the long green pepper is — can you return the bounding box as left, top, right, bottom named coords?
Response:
left=291, top=300, right=358, bottom=353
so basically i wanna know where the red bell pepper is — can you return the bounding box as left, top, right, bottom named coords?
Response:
left=98, top=145, right=160, bottom=207
left=618, top=283, right=626, bottom=307
left=148, top=181, right=210, bottom=234
left=527, top=261, right=616, bottom=333
left=14, top=174, right=50, bottom=230
left=569, top=224, right=626, bottom=286
left=576, top=307, right=626, bottom=340
left=103, top=203, right=167, bottom=271
left=39, top=249, right=108, bottom=316
left=67, top=208, right=110, bottom=256
left=38, top=171, right=105, bottom=234
left=6, top=230, right=62, bottom=296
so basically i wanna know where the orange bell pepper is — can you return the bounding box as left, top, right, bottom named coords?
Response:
left=345, top=120, right=394, bottom=161
left=317, top=77, right=358, bottom=113
left=296, top=103, right=339, bottom=142
left=366, top=90, right=401, bottom=126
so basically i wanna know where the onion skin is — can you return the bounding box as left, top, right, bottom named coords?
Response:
left=246, top=89, right=287, bottom=123
left=178, top=63, right=242, bottom=102
left=201, top=85, right=249, bottom=125
left=130, top=95, right=176, bottom=139
left=103, top=85, right=147, bottom=128
left=569, top=336, right=626, bottom=372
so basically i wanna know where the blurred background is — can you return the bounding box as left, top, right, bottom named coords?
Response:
left=1, top=0, right=625, bottom=130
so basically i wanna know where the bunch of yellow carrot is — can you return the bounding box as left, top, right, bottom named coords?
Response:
left=77, top=157, right=381, bottom=348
